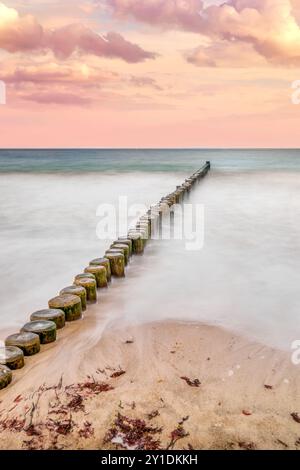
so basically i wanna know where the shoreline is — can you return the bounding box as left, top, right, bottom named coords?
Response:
left=0, top=318, right=299, bottom=450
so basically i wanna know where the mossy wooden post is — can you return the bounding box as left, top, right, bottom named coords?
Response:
left=89, top=258, right=111, bottom=282
left=111, top=243, right=130, bottom=264
left=118, top=238, right=133, bottom=256
left=75, top=273, right=95, bottom=281
left=148, top=209, right=159, bottom=239
left=0, top=346, right=24, bottom=370
left=136, top=222, right=149, bottom=240
left=74, top=278, right=97, bottom=303
left=60, top=285, right=87, bottom=311
left=162, top=201, right=171, bottom=212
left=105, top=252, right=125, bottom=277
left=139, top=217, right=151, bottom=237
left=168, top=193, right=176, bottom=204
left=183, top=182, right=191, bottom=191
left=162, top=195, right=173, bottom=206
left=0, top=365, right=12, bottom=390
left=5, top=332, right=40, bottom=356
left=22, top=320, right=57, bottom=344
left=30, top=309, right=65, bottom=329
left=174, top=190, right=182, bottom=203
left=128, top=232, right=144, bottom=254
left=48, top=294, right=82, bottom=321
left=178, top=187, right=185, bottom=199
left=134, top=227, right=148, bottom=247
left=84, top=265, right=107, bottom=288
left=105, top=248, right=128, bottom=266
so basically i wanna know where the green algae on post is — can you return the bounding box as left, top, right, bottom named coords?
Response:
left=117, top=238, right=133, bottom=256
left=84, top=265, right=108, bottom=288
left=5, top=332, right=40, bottom=356
left=105, top=252, right=125, bottom=277
left=21, top=320, right=57, bottom=344
left=30, top=308, right=65, bottom=329
left=48, top=294, right=82, bottom=321
left=60, top=285, right=87, bottom=311
left=105, top=248, right=128, bottom=264
left=131, top=228, right=147, bottom=248
left=74, top=278, right=97, bottom=303
left=0, top=346, right=24, bottom=370
left=127, top=232, right=144, bottom=254
left=0, top=365, right=12, bottom=390
left=89, top=258, right=112, bottom=282
left=74, top=273, right=95, bottom=281
left=110, top=243, right=130, bottom=264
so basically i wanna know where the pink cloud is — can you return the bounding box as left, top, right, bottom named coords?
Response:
left=108, top=0, right=204, bottom=31
left=107, top=0, right=300, bottom=65
left=21, top=91, right=91, bottom=106
left=0, top=61, right=163, bottom=107
left=129, top=75, right=163, bottom=90
left=186, top=41, right=269, bottom=68
left=2, top=63, right=118, bottom=86
left=0, top=2, right=156, bottom=62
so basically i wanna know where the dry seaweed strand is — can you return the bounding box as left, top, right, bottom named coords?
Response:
left=104, top=412, right=162, bottom=450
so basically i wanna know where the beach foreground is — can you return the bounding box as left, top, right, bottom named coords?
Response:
left=0, top=318, right=299, bottom=450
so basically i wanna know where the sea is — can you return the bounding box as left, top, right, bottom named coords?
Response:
left=0, top=149, right=299, bottom=351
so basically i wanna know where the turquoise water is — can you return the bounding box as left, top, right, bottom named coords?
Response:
left=0, top=149, right=300, bottom=351
left=0, top=148, right=300, bottom=173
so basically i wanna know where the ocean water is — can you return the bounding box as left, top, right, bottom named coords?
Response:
left=0, top=149, right=300, bottom=351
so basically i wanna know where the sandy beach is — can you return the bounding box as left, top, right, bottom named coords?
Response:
left=0, top=312, right=300, bottom=450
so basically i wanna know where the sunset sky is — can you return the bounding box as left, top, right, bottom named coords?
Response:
left=0, top=0, right=300, bottom=147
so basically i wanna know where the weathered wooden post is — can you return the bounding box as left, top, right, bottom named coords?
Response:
left=127, top=231, right=144, bottom=254
left=0, top=346, right=24, bottom=370
left=89, top=258, right=112, bottom=282
left=22, top=320, right=57, bottom=344
left=61, top=285, right=87, bottom=311
left=5, top=332, right=40, bottom=356
left=0, top=365, right=12, bottom=390
left=105, top=252, right=125, bottom=277
left=30, top=309, right=65, bottom=329
left=74, top=277, right=97, bottom=303
left=110, top=243, right=130, bottom=264
left=48, top=294, right=82, bottom=321
left=118, top=238, right=133, bottom=256
left=84, top=265, right=108, bottom=288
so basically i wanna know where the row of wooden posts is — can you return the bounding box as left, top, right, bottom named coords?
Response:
left=0, top=162, right=211, bottom=390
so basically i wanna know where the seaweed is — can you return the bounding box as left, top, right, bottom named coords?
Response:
left=167, top=425, right=189, bottom=449
left=291, top=412, right=300, bottom=423
left=264, top=384, right=273, bottom=390
left=78, top=421, right=94, bottom=439
left=0, top=375, right=114, bottom=450
left=67, top=395, right=85, bottom=412
left=242, top=409, right=252, bottom=416
left=110, top=370, right=126, bottom=379
left=276, top=439, right=288, bottom=448
left=147, top=410, right=160, bottom=420
left=104, top=413, right=162, bottom=450
left=180, top=376, right=201, bottom=387
left=238, top=441, right=256, bottom=450
left=46, top=415, right=74, bottom=435
left=0, top=417, right=25, bottom=432
left=66, top=380, right=113, bottom=397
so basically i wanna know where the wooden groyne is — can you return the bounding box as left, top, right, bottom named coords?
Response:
left=0, top=162, right=211, bottom=391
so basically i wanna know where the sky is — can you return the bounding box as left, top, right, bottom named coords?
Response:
left=0, top=0, right=300, bottom=148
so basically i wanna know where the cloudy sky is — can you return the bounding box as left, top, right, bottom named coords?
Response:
left=0, top=0, right=300, bottom=147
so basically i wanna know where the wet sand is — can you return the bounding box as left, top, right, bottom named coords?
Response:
left=0, top=314, right=300, bottom=450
